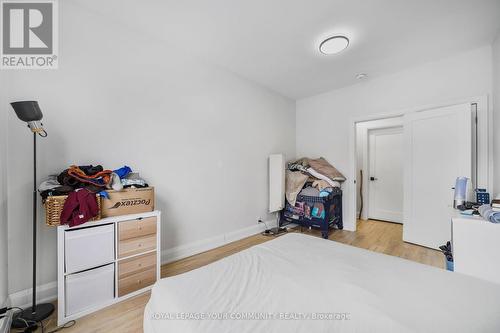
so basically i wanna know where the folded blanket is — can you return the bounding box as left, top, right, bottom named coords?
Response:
left=285, top=171, right=308, bottom=206
left=478, top=205, right=500, bottom=223
left=312, top=179, right=340, bottom=190
left=308, top=157, right=346, bottom=182
left=306, top=167, right=341, bottom=188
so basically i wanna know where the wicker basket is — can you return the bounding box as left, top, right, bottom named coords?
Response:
left=44, top=194, right=102, bottom=227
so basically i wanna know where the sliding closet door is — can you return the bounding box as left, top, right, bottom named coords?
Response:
left=403, top=104, right=471, bottom=249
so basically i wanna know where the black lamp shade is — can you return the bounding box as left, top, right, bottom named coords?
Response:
left=10, top=101, right=43, bottom=122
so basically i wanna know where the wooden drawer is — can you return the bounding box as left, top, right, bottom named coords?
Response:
left=118, top=252, right=157, bottom=279
left=118, top=234, right=156, bottom=259
left=119, top=217, right=157, bottom=241
left=118, top=267, right=156, bottom=297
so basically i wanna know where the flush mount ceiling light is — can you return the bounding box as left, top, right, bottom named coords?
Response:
left=356, top=73, right=368, bottom=80
left=319, top=35, right=349, bottom=55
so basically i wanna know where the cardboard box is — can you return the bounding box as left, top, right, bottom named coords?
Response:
left=100, top=187, right=154, bottom=218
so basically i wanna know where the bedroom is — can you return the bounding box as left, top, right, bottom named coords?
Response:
left=1, top=0, right=500, bottom=332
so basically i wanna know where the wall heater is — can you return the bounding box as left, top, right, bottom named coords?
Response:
left=268, top=154, right=285, bottom=213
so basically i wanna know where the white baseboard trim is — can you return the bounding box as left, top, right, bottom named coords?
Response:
left=161, top=221, right=273, bottom=264
left=8, top=281, right=58, bottom=309
left=7, top=222, right=275, bottom=310
left=224, top=223, right=269, bottom=244
left=344, top=224, right=356, bottom=232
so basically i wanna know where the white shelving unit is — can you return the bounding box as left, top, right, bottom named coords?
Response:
left=57, top=210, right=161, bottom=325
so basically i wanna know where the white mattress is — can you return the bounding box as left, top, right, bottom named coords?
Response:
left=144, top=233, right=500, bottom=333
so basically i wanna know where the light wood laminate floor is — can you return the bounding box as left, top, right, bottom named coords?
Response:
left=22, top=220, right=443, bottom=333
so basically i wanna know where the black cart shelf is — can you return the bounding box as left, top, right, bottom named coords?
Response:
left=279, top=187, right=343, bottom=239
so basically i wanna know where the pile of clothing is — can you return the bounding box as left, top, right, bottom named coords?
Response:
left=39, top=164, right=149, bottom=227
left=284, top=157, right=345, bottom=221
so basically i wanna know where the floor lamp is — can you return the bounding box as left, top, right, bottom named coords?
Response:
left=10, top=101, right=54, bottom=325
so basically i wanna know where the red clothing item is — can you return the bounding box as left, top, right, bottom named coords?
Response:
left=60, top=189, right=99, bottom=227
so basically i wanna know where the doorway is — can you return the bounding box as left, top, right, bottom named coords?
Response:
left=350, top=100, right=488, bottom=250
left=367, top=127, right=404, bottom=223
left=356, top=117, right=403, bottom=224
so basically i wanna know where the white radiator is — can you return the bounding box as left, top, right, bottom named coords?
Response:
left=269, top=154, right=285, bottom=213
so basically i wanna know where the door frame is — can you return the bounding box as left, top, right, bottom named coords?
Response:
left=357, top=118, right=403, bottom=221
left=347, top=95, right=491, bottom=232
left=367, top=126, right=404, bottom=223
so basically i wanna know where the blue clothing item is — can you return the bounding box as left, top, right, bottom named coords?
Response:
left=98, top=190, right=110, bottom=199
left=113, top=166, right=132, bottom=179
left=311, top=206, right=325, bottom=219
left=319, top=191, right=330, bottom=197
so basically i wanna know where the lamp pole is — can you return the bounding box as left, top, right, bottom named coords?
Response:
left=32, top=132, right=37, bottom=313
left=10, top=101, right=54, bottom=327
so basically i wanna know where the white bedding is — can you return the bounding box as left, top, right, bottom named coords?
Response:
left=144, top=233, right=500, bottom=333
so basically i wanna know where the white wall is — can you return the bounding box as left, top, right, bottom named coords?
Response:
left=3, top=1, right=295, bottom=298
left=0, top=72, right=9, bottom=307
left=297, top=46, right=493, bottom=231
left=493, top=33, right=500, bottom=196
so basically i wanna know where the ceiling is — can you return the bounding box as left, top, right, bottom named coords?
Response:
left=74, top=0, right=500, bottom=99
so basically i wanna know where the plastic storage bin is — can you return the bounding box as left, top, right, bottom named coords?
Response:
left=65, top=263, right=115, bottom=316
left=65, top=224, right=115, bottom=274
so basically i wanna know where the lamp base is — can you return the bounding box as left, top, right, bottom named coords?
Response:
left=11, top=303, right=55, bottom=328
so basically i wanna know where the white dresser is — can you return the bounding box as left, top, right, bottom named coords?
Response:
left=451, top=213, right=500, bottom=285
left=57, top=211, right=161, bottom=325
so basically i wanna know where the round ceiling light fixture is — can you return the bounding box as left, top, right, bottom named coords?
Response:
left=319, top=35, right=349, bottom=55
left=356, top=73, right=368, bottom=80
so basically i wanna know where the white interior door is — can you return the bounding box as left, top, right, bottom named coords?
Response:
left=403, top=103, right=471, bottom=249
left=368, top=127, right=404, bottom=223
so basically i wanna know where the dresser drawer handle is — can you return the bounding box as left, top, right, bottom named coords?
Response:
left=137, top=279, right=142, bottom=284
left=138, top=243, right=142, bottom=247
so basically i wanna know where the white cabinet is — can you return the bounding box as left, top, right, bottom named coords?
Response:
left=58, top=211, right=161, bottom=326
left=452, top=215, right=500, bottom=284
left=65, top=263, right=115, bottom=316
left=65, top=224, right=114, bottom=274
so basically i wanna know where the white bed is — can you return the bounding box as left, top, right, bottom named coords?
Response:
left=144, top=233, right=500, bottom=333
